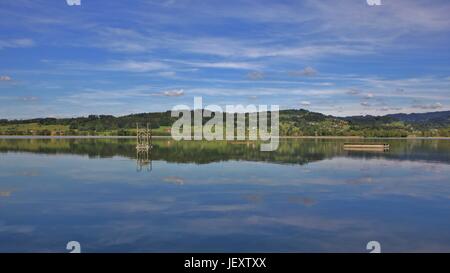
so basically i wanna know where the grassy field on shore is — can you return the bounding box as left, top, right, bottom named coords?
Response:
left=0, top=123, right=172, bottom=137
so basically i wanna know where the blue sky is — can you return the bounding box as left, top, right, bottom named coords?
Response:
left=0, top=0, right=449, bottom=119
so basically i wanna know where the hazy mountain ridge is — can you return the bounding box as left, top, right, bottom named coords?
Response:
left=386, top=111, right=450, bottom=123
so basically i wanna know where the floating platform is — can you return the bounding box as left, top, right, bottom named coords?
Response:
left=343, top=143, right=389, bottom=151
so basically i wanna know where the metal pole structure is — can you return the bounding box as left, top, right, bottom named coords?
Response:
left=136, top=122, right=153, bottom=172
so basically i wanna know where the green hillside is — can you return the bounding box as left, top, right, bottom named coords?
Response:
left=1, top=109, right=449, bottom=137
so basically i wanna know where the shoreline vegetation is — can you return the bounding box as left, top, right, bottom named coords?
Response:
left=1, top=136, right=450, bottom=140
left=1, top=109, right=449, bottom=138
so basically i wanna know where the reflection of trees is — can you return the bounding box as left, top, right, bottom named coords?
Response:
left=0, top=138, right=449, bottom=165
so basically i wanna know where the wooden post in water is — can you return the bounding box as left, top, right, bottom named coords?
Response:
left=136, top=122, right=152, bottom=171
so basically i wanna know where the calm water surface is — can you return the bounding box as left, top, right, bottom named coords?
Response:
left=0, top=138, right=449, bottom=252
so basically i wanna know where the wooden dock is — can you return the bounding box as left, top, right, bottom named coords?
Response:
left=343, top=143, right=389, bottom=151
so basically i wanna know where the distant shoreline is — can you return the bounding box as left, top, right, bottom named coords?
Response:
left=1, top=135, right=450, bottom=140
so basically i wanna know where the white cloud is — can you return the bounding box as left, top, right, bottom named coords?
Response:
left=364, top=93, right=374, bottom=99
left=0, top=76, right=12, bottom=81
left=94, top=28, right=156, bottom=53
left=110, top=61, right=169, bottom=72
left=0, top=38, right=34, bottom=49
left=158, top=71, right=177, bottom=77
left=379, top=106, right=402, bottom=112
left=412, top=102, right=443, bottom=110
left=183, top=61, right=261, bottom=70
left=66, top=0, right=81, bottom=6
left=246, top=71, right=265, bottom=80
left=300, top=101, right=311, bottom=106
left=18, top=96, right=38, bottom=102
left=162, top=89, right=184, bottom=97
left=346, top=89, right=360, bottom=95
left=43, top=59, right=171, bottom=73
left=182, top=38, right=372, bottom=59
left=289, top=67, right=318, bottom=77
left=310, top=0, right=450, bottom=35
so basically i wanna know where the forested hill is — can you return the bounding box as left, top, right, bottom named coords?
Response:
left=0, top=109, right=449, bottom=137
left=386, top=111, right=450, bottom=124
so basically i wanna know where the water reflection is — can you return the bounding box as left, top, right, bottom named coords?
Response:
left=136, top=147, right=152, bottom=172
left=1, top=138, right=449, bottom=165
left=0, top=191, right=12, bottom=197
left=163, top=176, right=185, bottom=185
left=0, top=138, right=449, bottom=252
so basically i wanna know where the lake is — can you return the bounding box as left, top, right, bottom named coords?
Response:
left=0, top=138, right=449, bottom=252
